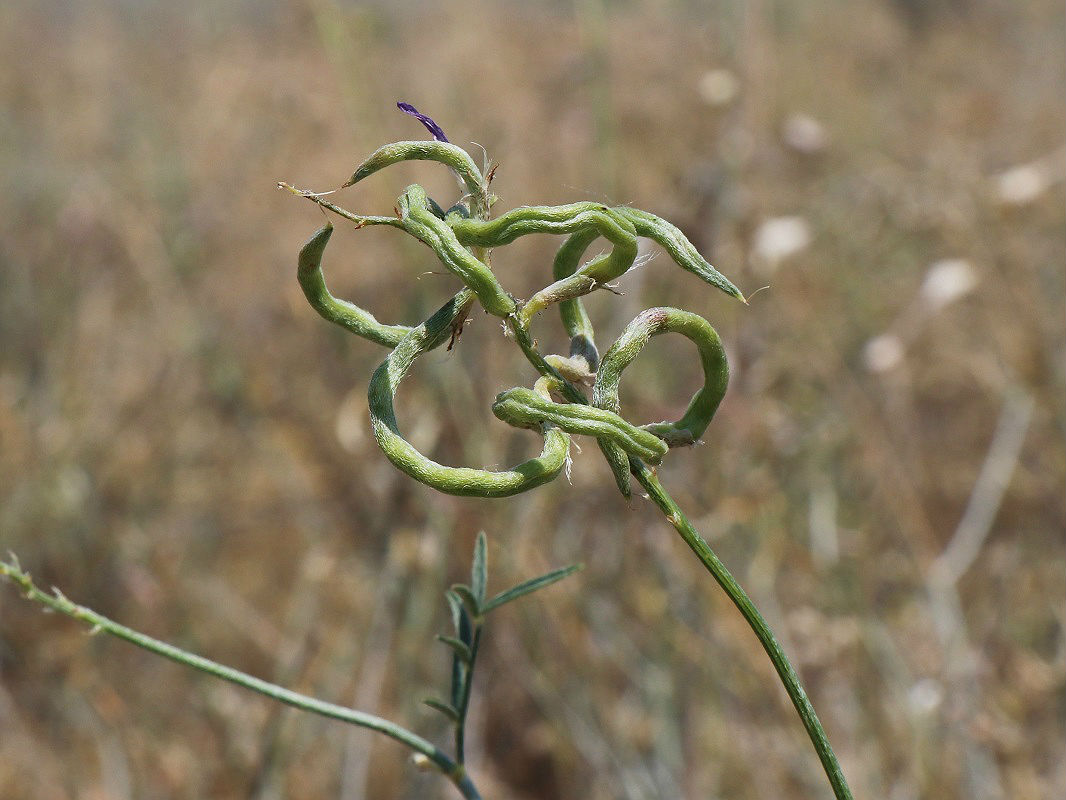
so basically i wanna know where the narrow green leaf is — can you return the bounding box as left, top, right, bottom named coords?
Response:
left=443, top=590, right=474, bottom=707
left=481, top=563, right=583, bottom=614
left=471, top=532, right=488, bottom=606
left=445, top=589, right=463, bottom=635
left=450, top=584, right=481, bottom=619
left=436, top=635, right=472, bottom=663
left=422, top=698, right=461, bottom=723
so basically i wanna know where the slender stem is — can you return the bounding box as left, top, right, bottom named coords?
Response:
left=631, top=464, right=855, bottom=800
left=278, top=183, right=405, bottom=229
left=507, top=330, right=854, bottom=800
left=0, top=557, right=482, bottom=800
left=454, top=625, right=483, bottom=765
left=509, top=320, right=587, bottom=405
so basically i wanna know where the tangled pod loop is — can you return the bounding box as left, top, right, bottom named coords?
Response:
left=291, top=130, right=743, bottom=499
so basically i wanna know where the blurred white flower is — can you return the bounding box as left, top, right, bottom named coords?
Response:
left=753, top=216, right=811, bottom=269
left=994, top=164, right=1047, bottom=206
left=993, top=148, right=1066, bottom=206
left=907, top=678, right=944, bottom=714
left=782, top=113, right=829, bottom=155
left=863, top=334, right=905, bottom=373
left=920, top=259, right=977, bottom=312
left=864, top=259, right=978, bottom=374
left=698, top=69, right=739, bottom=107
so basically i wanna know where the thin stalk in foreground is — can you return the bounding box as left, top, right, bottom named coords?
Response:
left=631, top=463, right=855, bottom=800
left=0, top=557, right=482, bottom=800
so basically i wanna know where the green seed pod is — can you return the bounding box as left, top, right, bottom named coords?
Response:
left=552, top=230, right=602, bottom=371
left=396, top=185, right=516, bottom=318
left=448, top=203, right=638, bottom=329
left=615, top=207, right=746, bottom=302
left=297, top=223, right=413, bottom=347
left=368, top=291, right=570, bottom=498
left=595, top=307, right=729, bottom=448
left=597, top=437, right=636, bottom=500
left=343, top=141, right=486, bottom=213
left=492, top=387, right=668, bottom=464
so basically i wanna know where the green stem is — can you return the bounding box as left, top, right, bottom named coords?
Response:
left=630, top=464, right=855, bottom=800
left=454, top=625, right=483, bottom=765
left=278, top=183, right=405, bottom=229
left=0, top=558, right=482, bottom=800
left=508, top=331, right=854, bottom=800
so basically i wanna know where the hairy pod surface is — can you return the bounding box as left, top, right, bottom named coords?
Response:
left=615, top=207, right=745, bottom=302
left=368, top=291, right=570, bottom=498
left=343, top=140, right=486, bottom=212
left=397, top=185, right=516, bottom=318
left=597, top=438, right=638, bottom=499
left=552, top=229, right=603, bottom=370
left=449, top=203, right=638, bottom=328
left=595, top=307, right=730, bottom=448
left=297, top=223, right=413, bottom=347
left=492, top=387, right=668, bottom=464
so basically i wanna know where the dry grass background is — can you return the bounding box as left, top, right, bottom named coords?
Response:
left=0, top=0, right=1063, bottom=798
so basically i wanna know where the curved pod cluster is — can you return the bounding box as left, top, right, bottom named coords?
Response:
left=292, top=133, right=743, bottom=499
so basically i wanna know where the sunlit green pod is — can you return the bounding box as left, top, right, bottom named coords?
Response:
left=595, top=307, right=729, bottom=448
left=449, top=203, right=638, bottom=328
left=343, top=140, right=485, bottom=210
left=368, top=291, right=570, bottom=498
left=615, top=207, right=746, bottom=302
left=396, top=185, right=516, bottom=318
left=597, top=437, right=637, bottom=500
left=297, top=223, right=412, bottom=348
left=552, top=229, right=602, bottom=370
left=492, top=387, right=667, bottom=464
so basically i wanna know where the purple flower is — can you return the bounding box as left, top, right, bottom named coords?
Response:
left=396, top=102, right=449, bottom=143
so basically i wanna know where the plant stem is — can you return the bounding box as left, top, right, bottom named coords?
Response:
left=508, top=328, right=854, bottom=800
left=454, top=625, right=483, bottom=765
left=631, top=463, right=855, bottom=800
left=0, top=558, right=482, bottom=800
left=279, top=183, right=405, bottom=229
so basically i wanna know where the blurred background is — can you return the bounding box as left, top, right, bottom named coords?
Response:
left=1, top=0, right=1063, bottom=798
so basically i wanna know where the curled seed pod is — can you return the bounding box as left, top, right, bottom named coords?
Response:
left=492, top=387, right=668, bottom=464
left=449, top=203, right=638, bottom=328
left=368, top=291, right=570, bottom=498
left=396, top=185, right=516, bottom=318
left=297, top=223, right=413, bottom=347
left=615, top=207, right=746, bottom=302
left=597, top=438, right=637, bottom=500
left=343, top=141, right=487, bottom=215
left=552, top=230, right=602, bottom=371
left=595, top=307, right=729, bottom=447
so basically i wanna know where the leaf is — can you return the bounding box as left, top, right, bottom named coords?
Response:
left=450, top=584, right=481, bottom=620
left=481, top=563, right=583, bottom=615
left=444, top=589, right=475, bottom=707
left=445, top=589, right=463, bottom=636
left=422, top=697, right=460, bottom=723
left=436, top=634, right=472, bottom=663
left=471, top=531, right=488, bottom=607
